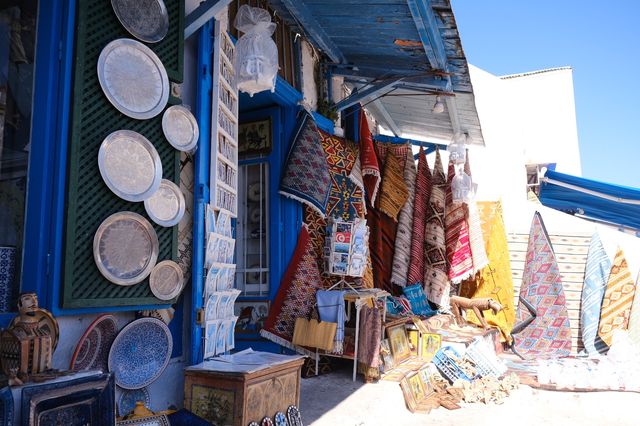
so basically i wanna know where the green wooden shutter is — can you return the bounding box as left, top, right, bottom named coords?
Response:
left=62, top=0, right=185, bottom=309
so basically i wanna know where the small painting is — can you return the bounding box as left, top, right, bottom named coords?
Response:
left=204, top=320, right=220, bottom=358
left=239, top=118, right=271, bottom=156
left=234, top=299, right=269, bottom=335
left=379, top=339, right=395, bottom=373
left=421, top=333, right=441, bottom=362
left=386, top=323, right=411, bottom=364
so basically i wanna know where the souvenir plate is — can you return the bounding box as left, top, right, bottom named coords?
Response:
left=144, top=179, right=185, bottom=227
left=108, top=318, right=172, bottom=389
left=97, top=38, right=169, bottom=119
left=162, top=105, right=199, bottom=152
left=149, top=260, right=184, bottom=301
left=9, top=308, right=60, bottom=350
left=93, top=212, right=159, bottom=286
left=98, top=130, right=163, bottom=202
left=118, top=387, right=150, bottom=416
left=69, top=314, right=118, bottom=372
left=111, top=0, right=169, bottom=43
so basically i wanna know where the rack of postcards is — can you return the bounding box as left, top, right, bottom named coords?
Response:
left=324, top=217, right=369, bottom=280
left=202, top=21, right=240, bottom=359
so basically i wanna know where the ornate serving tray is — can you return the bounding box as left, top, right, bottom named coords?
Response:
left=98, top=130, right=163, bottom=202
left=149, top=260, right=184, bottom=301
left=108, top=318, right=172, bottom=389
left=98, top=38, right=169, bottom=119
left=162, top=105, right=199, bottom=152
left=93, top=212, right=159, bottom=285
left=144, top=179, right=185, bottom=227
left=69, top=314, right=118, bottom=372
left=111, top=0, right=169, bottom=43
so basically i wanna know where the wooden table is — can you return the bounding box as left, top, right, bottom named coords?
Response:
left=184, top=352, right=304, bottom=426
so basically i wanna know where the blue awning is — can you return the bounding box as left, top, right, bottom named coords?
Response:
left=539, top=170, right=640, bottom=231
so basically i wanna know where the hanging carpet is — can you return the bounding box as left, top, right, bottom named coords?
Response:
left=279, top=112, right=332, bottom=217
left=423, top=149, right=449, bottom=307
left=445, top=160, right=474, bottom=289
left=358, top=303, right=382, bottom=369
left=464, top=151, right=489, bottom=274
left=513, top=212, right=572, bottom=358
left=627, top=275, right=640, bottom=347
left=459, top=201, right=516, bottom=343
left=377, top=150, right=408, bottom=221
left=390, top=147, right=417, bottom=287
left=580, top=232, right=611, bottom=355
left=597, top=247, right=636, bottom=347
left=261, top=225, right=324, bottom=352
left=407, top=147, right=432, bottom=286
left=367, top=142, right=410, bottom=294
left=359, top=109, right=381, bottom=205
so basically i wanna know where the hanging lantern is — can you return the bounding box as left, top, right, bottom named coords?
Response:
left=448, top=132, right=467, bottom=165
left=451, top=163, right=472, bottom=204
left=234, top=5, right=279, bottom=97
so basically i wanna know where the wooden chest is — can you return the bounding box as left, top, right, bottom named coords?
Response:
left=184, top=357, right=304, bottom=426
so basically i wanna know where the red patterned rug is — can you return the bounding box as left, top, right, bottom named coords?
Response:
left=407, top=147, right=432, bottom=285
left=445, top=160, right=473, bottom=288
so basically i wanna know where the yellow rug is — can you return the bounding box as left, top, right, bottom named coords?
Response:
left=460, top=201, right=516, bottom=343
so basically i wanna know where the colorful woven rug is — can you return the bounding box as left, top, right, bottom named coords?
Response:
left=464, top=152, right=488, bottom=274
left=580, top=232, right=611, bottom=355
left=359, top=109, right=381, bottom=205
left=459, top=201, right=516, bottom=343
left=279, top=113, right=331, bottom=217
left=368, top=142, right=409, bottom=294
left=597, top=247, right=636, bottom=347
left=514, top=212, right=572, bottom=357
left=424, top=149, right=449, bottom=307
left=627, top=275, right=640, bottom=347
left=407, top=147, right=432, bottom=285
left=261, top=225, right=324, bottom=352
left=391, top=148, right=417, bottom=287
left=378, top=150, right=408, bottom=221
left=445, top=160, right=473, bottom=287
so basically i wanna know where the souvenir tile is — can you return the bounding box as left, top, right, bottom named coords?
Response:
left=204, top=320, right=220, bottom=358
left=205, top=204, right=216, bottom=234
left=216, top=320, right=228, bottom=354
left=205, top=293, right=221, bottom=321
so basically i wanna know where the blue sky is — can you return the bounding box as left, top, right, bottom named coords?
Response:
left=451, top=0, right=640, bottom=188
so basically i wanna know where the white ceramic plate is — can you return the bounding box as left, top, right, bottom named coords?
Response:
left=98, top=38, right=169, bottom=119
left=99, top=130, right=163, bottom=202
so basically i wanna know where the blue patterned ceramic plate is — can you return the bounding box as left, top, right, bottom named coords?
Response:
left=108, top=318, right=172, bottom=389
left=118, top=386, right=150, bottom=416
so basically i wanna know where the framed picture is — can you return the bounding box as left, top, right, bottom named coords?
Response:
left=379, top=338, right=395, bottom=373
left=399, top=375, right=418, bottom=412
left=421, top=333, right=441, bottom=362
left=234, top=299, right=269, bottom=335
left=386, top=323, right=411, bottom=364
left=239, top=118, right=271, bottom=156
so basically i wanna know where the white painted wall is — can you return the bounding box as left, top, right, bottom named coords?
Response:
left=300, top=40, right=318, bottom=111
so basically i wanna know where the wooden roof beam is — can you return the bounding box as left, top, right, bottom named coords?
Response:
left=280, top=0, right=347, bottom=63
left=184, top=0, right=233, bottom=39
left=367, top=99, right=402, bottom=137
left=406, top=0, right=449, bottom=71
left=334, top=78, right=404, bottom=112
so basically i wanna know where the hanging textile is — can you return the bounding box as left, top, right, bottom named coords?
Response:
left=279, top=113, right=332, bottom=216
left=377, top=151, right=408, bottom=221
left=628, top=275, right=640, bottom=347
left=597, top=247, right=636, bottom=347
left=302, top=130, right=365, bottom=287
left=513, top=212, right=571, bottom=358
left=391, top=148, right=417, bottom=287
left=580, top=232, right=611, bottom=355
left=261, top=225, right=324, bottom=352
left=445, top=160, right=474, bottom=289
left=317, top=290, right=347, bottom=354
left=359, top=109, right=381, bottom=205
left=423, top=149, right=449, bottom=307
left=368, top=143, right=409, bottom=294
left=407, top=147, right=432, bottom=285
left=358, top=303, right=382, bottom=368
left=459, top=201, right=516, bottom=343
left=464, top=152, right=489, bottom=273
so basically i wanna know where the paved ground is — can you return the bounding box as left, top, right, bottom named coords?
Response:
left=299, top=363, right=640, bottom=426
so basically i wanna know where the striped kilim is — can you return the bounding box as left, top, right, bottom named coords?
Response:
left=368, top=143, right=409, bottom=293
left=459, top=201, right=515, bottom=343
left=377, top=151, right=408, bottom=221
left=445, top=161, right=473, bottom=288
left=464, top=151, right=488, bottom=274
left=580, top=232, right=611, bottom=355
left=391, top=148, right=417, bottom=287
left=627, top=275, right=640, bottom=347
left=407, top=147, right=432, bottom=285
left=597, top=247, right=636, bottom=347
left=514, top=212, right=571, bottom=357
left=423, top=149, right=449, bottom=308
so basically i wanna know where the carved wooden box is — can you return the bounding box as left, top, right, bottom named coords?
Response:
left=184, top=357, right=304, bottom=426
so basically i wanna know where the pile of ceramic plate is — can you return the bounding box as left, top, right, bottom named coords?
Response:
left=93, top=0, right=199, bottom=301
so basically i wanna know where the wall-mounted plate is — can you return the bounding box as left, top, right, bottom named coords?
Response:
left=162, top=105, right=199, bottom=152
left=111, top=0, right=169, bottom=43
left=144, top=179, right=185, bottom=227
left=149, top=260, right=184, bottom=301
